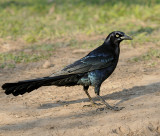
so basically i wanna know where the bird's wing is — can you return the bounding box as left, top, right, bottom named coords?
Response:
left=50, top=55, right=114, bottom=76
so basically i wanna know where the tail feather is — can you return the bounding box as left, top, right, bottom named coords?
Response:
left=2, top=79, right=45, bottom=96
left=2, top=74, right=81, bottom=96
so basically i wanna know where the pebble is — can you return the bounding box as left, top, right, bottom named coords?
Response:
left=43, top=61, right=52, bottom=68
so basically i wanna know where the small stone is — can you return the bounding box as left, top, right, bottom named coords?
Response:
left=157, top=126, right=160, bottom=133
left=148, top=123, right=154, bottom=132
left=43, top=61, right=51, bottom=68
left=15, top=115, right=19, bottom=118
left=119, top=125, right=130, bottom=134
left=50, top=126, right=55, bottom=129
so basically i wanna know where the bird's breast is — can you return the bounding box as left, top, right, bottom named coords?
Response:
left=88, top=65, right=116, bottom=86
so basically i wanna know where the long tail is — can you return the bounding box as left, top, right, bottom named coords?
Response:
left=2, top=74, right=80, bottom=96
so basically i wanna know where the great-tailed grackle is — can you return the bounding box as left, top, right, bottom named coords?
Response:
left=2, top=31, right=132, bottom=111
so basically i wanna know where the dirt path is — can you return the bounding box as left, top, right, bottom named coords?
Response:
left=0, top=45, right=160, bottom=136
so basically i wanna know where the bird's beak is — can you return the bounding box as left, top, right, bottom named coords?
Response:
left=120, top=34, right=132, bottom=40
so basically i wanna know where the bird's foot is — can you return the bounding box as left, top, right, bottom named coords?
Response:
left=106, top=105, right=124, bottom=111
left=96, top=105, right=124, bottom=112
left=83, top=102, right=102, bottom=107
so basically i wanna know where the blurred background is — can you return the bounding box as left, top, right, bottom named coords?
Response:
left=0, top=1, right=160, bottom=135
left=0, top=0, right=159, bottom=69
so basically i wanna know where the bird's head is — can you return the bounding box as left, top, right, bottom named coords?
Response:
left=105, top=31, right=132, bottom=45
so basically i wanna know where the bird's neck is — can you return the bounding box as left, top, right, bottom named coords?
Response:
left=103, top=41, right=120, bottom=56
left=115, top=45, right=120, bottom=60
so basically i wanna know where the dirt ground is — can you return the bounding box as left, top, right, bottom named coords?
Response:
left=0, top=44, right=160, bottom=136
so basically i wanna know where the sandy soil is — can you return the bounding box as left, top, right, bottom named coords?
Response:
left=0, top=44, right=160, bottom=136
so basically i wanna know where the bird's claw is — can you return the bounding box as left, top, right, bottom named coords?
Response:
left=96, top=106, right=124, bottom=112
left=106, top=105, right=125, bottom=111
left=83, top=102, right=102, bottom=107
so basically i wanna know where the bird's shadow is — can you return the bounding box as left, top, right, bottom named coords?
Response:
left=38, top=82, right=160, bottom=109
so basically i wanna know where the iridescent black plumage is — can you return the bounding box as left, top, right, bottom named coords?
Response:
left=2, top=31, right=132, bottom=111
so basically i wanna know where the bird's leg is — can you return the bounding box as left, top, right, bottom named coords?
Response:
left=83, top=86, right=101, bottom=107
left=96, top=94, right=124, bottom=111
left=95, top=86, right=124, bottom=111
left=83, top=86, right=95, bottom=104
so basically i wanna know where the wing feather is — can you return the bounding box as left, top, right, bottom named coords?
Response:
left=50, top=55, right=114, bottom=77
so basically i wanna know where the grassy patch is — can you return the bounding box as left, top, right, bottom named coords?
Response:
left=0, top=39, right=89, bottom=68
left=0, top=0, right=160, bottom=44
left=131, top=48, right=160, bottom=63
left=0, top=43, right=57, bottom=68
left=0, top=51, right=51, bottom=68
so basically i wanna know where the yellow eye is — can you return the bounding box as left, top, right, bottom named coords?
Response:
left=116, top=34, right=119, bottom=38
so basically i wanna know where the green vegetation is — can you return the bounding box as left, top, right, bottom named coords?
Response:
left=0, top=0, right=160, bottom=68
left=131, top=48, right=160, bottom=65
left=0, top=39, right=103, bottom=68
left=0, top=43, right=57, bottom=68
left=0, top=0, right=160, bottom=43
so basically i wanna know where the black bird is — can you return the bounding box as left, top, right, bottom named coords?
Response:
left=2, top=31, right=132, bottom=111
